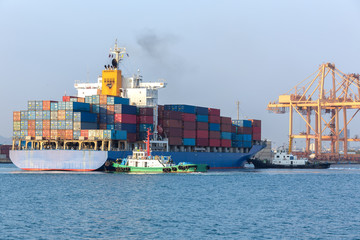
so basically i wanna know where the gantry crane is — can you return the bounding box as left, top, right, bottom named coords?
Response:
left=267, top=63, right=360, bottom=161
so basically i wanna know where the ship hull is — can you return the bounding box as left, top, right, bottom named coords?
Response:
left=10, top=144, right=265, bottom=171
left=250, top=159, right=331, bottom=169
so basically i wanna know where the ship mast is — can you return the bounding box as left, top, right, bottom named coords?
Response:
left=109, top=39, right=128, bottom=70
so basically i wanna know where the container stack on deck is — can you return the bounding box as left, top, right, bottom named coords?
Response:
left=13, top=97, right=262, bottom=150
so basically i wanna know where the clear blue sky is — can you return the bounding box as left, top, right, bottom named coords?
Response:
left=1, top=0, right=360, bottom=147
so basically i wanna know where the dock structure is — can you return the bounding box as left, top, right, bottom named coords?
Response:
left=267, top=63, right=360, bottom=162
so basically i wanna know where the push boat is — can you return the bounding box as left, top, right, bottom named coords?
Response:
left=249, top=150, right=331, bottom=169
left=110, top=129, right=209, bottom=173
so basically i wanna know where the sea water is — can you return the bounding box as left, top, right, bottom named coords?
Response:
left=1, top=163, right=360, bottom=239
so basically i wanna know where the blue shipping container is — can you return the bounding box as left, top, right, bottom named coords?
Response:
left=50, top=102, right=58, bottom=111
left=58, top=102, right=66, bottom=110
left=107, top=124, right=115, bottom=130
left=195, top=106, right=208, bottom=115
left=21, top=111, right=28, bottom=120
left=73, top=130, right=81, bottom=140
left=232, top=120, right=252, bottom=128
left=209, top=123, right=220, bottom=131
left=35, top=101, right=43, bottom=110
left=73, top=112, right=97, bottom=123
left=107, top=96, right=130, bottom=105
left=139, top=124, right=153, bottom=132
left=28, top=111, right=36, bottom=120
left=221, top=132, right=232, bottom=139
left=92, top=105, right=100, bottom=114
left=183, top=138, right=196, bottom=146
left=66, top=102, right=90, bottom=112
left=107, top=115, right=114, bottom=124
left=42, top=111, right=51, bottom=120
left=58, top=120, right=66, bottom=130
left=28, top=101, right=36, bottom=111
left=114, top=123, right=137, bottom=133
left=35, top=111, right=43, bottom=120
left=196, top=115, right=209, bottom=122
left=21, top=120, right=28, bottom=130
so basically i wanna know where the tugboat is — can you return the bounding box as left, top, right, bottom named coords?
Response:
left=249, top=150, right=331, bottom=169
left=112, top=129, right=209, bottom=173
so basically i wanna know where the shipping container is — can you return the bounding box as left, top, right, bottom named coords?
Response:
left=107, top=96, right=130, bottom=105
left=73, top=112, right=97, bottom=123
left=28, top=101, right=36, bottom=111
left=183, top=138, right=196, bottom=146
left=209, top=131, right=220, bottom=139
left=220, top=124, right=232, bottom=132
left=28, top=129, right=36, bottom=138
left=232, top=120, right=252, bottom=127
left=195, top=106, right=208, bottom=115
left=196, top=130, right=209, bottom=138
left=208, top=108, right=220, bottom=116
left=164, top=127, right=182, bottom=137
left=183, top=121, right=196, bottom=130
left=163, top=110, right=182, bottom=120
left=35, top=120, right=42, bottom=130
left=58, top=102, right=66, bottom=110
left=63, top=96, right=78, bottom=102
left=168, top=137, right=183, bottom=145
left=58, top=130, right=66, bottom=139
left=100, top=95, right=108, bottom=105
left=92, top=104, right=100, bottom=114
left=50, top=120, right=58, bottom=130
left=35, top=101, right=43, bottom=111
left=65, top=102, right=90, bottom=112
left=182, top=113, right=196, bottom=122
left=237, top=127, right=252, bottom=135
left=107, top=124, right=114, bottom=130
left=252, top=126, right=261, bottom=134
left=114, top=104, right=137, bottom=115
left=43, top=101, right=56, bottom=111
left=65, top=130, right=73, bottom=140
left=50, top=102, right=58, bottom=111
left=139, top=116, right=153, bottom=124
left=106, top=105, right=115, bottom=115
left=13, top=121, right=21, bottom=131
left=209, top=139, right=221, bottom=147
left=208, top=115, right=220, bottom=124
left=65, top=111, right=73, bottom=120
left=73, top=130, right=81, bottom=140
left=57, top=120, right=66, bottom=130
left=43, top=120, right=51, bottom=130
left=50, top=111, right=58, bottom=120
left=114, top=114, right=137, bottom=124
left=65, top=120, right=73, bottom=130
left=57, top=110, right=66, bottom=120
left=127, top=133, right=137, bottom=142
left=106, top=115, right=114, bottom=124
left=221, top=139, right=232, bottom=147
left=43, top=129, right=51, bottom=139
left=139, top=123, right=154, bottom=132
left=209, top=123, right=220, bottom=131
left=20, top=111, right=28, bottom=120
left=183, top=130, right=196, bottom=138
left=35, top=130, right=43, bottom=137
left=28, top=120, right=35, bottom=129
left=28, top=111, right=36, bottom=120
left=42, top=111, right=51, bottom=120
left=163, top=119, right=182, bottom=128
left=196, top=122, right=208, bottom=130
left=35, top=111, right=43, bottom=120
left=73, top=122, right=97, bottom=130
left=13, top=111, right=21, bottom=121
left=13, top=131, right=21, bottom=139
left=85, top=96, right=92, bottom=104
left=99, top=123, right=107, bottom=129
left=80, top=130, right=89, bottom=139
left=114, top=123, right=137, bottom=133
left=99, top=105, right=107, bottom=114
left=139, top=107, right=153, bottom=116
left=220, top=117, right=232, bottom=125
left=196, top=115, right=208, bottom=122
left=253, top=133, right=261, bottom=141
left=99, top=114, right=107, bottom=124
left=196, top=138, right=209, bottom=147
left=20, top=120, right=28, bottom=130
left=220, top=132, right=232, bottom=140
left=164, top=104, right=196, bottom=114
left=20, top=130, right=28, bottom=138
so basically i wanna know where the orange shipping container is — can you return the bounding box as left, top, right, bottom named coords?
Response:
left=43, top=129, right=51, bottom=139
left=107, top=105, right=115, bottom=115
left=100, top=95, right=108, bottom=105
left=58, top=130, right=66, bottom=139
left=13, top=111, right=21, bottom=121
left=80, top=130, right=89, bottom=139
left=58, top=110, right=66, bottom=120
left=42, top=120, right=51, bottom=130
left=65, top=130, right=73, bottom=140
left=42, top=101, right=56, bottom=111
left=77, top=97, right=85, bottom=103
left=28, top=120, right=36, bottom=129
left=28, top=129, right=36, bottom=137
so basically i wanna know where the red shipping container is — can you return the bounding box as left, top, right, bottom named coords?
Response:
left=220, top=116, right=232, bottom=125
left=221, top=139, right=232, bottom=147
left=139, top=116, right=153, bottom=124
left=196, top=138, right=209, bottom=146
left=28, top=120, right=36, bottom=129
left=99, top=123, right=107, bottom=129
left=196, top=130, right=209, bottom=138
left=220, top=124, right=232, bottom=132
left=28, top=129, right=36, bottom=137
left=42, top=120, right=51, bottom=130
left=208, top=108, right=220, bottom=116
left=209, top=139, right=221, bottom=147
left=183, top=130, right=196, bottom=138
left=13, top=111, right=21, bottom=121
left=58, top=130, right=66, bottom=139
left=114, top=114, right=137, bottom=124
left=163, top=110, right=182, bottom=120
left=164, top=127, right=182, bottom=137
left=196, top=122, right=208, bottom=130
left=107, top=105, right=115, bottom=115
left=249, top=119, right=261, bottom=128
left=237, top=127, right=252, bottom=134
left=139, top=108, right=154, bottom=116
left=65, top=130, right=73, bottom=140
left=231, top=125, right=236, bottom=133
left=127, top=133, right=137, bottom=142
left=182, top=113, right=196, bottom=122
left=43, top=129, right=51, bottom=139
left=208, top=115, right=220, bottom=124
left=209, top=131, right=220, bottom=139
left=163, top=119, right=182, bottom=128
left=253, top=133, right=261, bottom=141
left=252, top=126, right=261, bottom=134
left=183, top=121, right=196, bottom=130
left=80, top=130, right=89, bottom=138
left=168, top=137, right=182, bottom=146
left=62, top=96, right=78, bottom=102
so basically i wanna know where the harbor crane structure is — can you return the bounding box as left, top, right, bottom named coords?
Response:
left=267, top=63, right=360, bottom=161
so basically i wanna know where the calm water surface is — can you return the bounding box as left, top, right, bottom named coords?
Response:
left=1, top=163, right=360, bottom=239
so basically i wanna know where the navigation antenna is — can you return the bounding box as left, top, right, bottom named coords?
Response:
left=236, top=101, right=240, bottom=120
left=109, top=39, right=128, bottom=70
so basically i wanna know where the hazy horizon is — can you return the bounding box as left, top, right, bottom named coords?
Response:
left=1, top=0, right=360, bottom=148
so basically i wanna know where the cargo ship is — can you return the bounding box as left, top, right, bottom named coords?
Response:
left=10, top=41, right=265, bottom=171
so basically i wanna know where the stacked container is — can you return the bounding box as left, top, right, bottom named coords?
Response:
left=232, top=120, right=253, bottom=148
left=138, top=107, right=154, bottom=140
left=220, top=116, right=232, bottom=147
left=249, top=119, right=261, bottom=141
left=208, top=108, right=221, bottom=147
